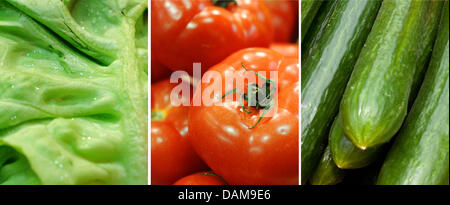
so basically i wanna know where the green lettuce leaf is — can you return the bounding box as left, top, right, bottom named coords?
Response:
left=0, top=0, right=148, bottom=185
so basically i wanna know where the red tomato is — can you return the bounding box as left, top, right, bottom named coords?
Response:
left=270, top=43, right=299, bottom=59
left=188, top=48, right=299, bottom=185
left=173, top=172, right=227, bottom=185
left=264, top=0, right=298, bottom=42
left=151, top=79, right=208, bottom=185
left=151, top=52, right=171, bottom=83
left=151, top=0, right=274, bottom=75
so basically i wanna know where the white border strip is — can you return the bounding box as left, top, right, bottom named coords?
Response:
left=148, top=0, right=151, bottom=185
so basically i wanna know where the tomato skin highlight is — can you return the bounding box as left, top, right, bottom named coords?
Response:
left=270, top=43, right=299, bottom=59
left=188, top=48, right=299, bottom=185
left=151, top=0, right=274, bottom=75
left=173, top=172, right=227, bottom=185
left=151, top=80, right=208, bottom=185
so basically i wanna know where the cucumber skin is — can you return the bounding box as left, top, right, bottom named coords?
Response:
left=301, top=0, right=337, bottom=64
left=377, top=1, right=449, bottom=185
left=329, top=1, right=443, bottom=171
left=329, top=114, right=381, bottom=169
left=340, top=0, right=432, bottom=149
left=310, top=146, right=344, bottom=185
left=409, top=1, right=444, bottom=106
left=301, top=0, right=323, bottom=42
left=300, top=0, right=381, bottom=183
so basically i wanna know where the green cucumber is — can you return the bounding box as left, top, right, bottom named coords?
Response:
left=329, top=114, right=381, bottom=169
left=377, top=1, right=449, bottom=185
left=301, top=0, right=323, bottom=42
left=409, top=1, right=444, bottom=106
left=310, top=146, right=344, bottom=185
left=329, top=1, right=443, bottom=171
left=300, top=0, right=381, bottom=183
left=301, top=0, right=337, bottom=64
left=340, top=0, right=433, bottom=149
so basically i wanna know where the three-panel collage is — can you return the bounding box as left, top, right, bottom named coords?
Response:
left=0, top=0, right=448, bottom=188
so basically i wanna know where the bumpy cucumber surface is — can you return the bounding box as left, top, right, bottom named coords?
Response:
left=301, top=0, right=323, bottom=42
left=377, top=1, right=449, bottom=185
left=340, top=0, right=432, bottom=149
left=301, top=0, right=337, bottom=64
left=329, top=2, right=443, bottom=172
left=310, top=146, right=344, bottom=185
left=300, top=0, right=381, bottom=183
left=329, top=114, right=381, bottom=169
left=409, top=1, right=444, bottom=106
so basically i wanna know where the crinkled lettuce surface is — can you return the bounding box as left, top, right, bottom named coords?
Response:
left=0, top=0, right=148, bottom=185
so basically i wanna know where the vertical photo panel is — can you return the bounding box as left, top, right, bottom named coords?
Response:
left=0, top=0, right=149, bottom=184
left=301, top=0, right=449, bottom=185
left=150, top=0, right=300, bottom=185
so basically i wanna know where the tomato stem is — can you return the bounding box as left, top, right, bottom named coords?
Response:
left=222, top=88, right=252, bottom=113
left=211, top=0, right=237, bottom=8
left=151, top=110, right=166, bottom=121
left=199, top=172, right=229, bottom=185
left=222, top=63, right=277, bottom=129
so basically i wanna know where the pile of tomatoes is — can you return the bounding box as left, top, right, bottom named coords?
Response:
left=151, top=0, right=299, bottom=185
